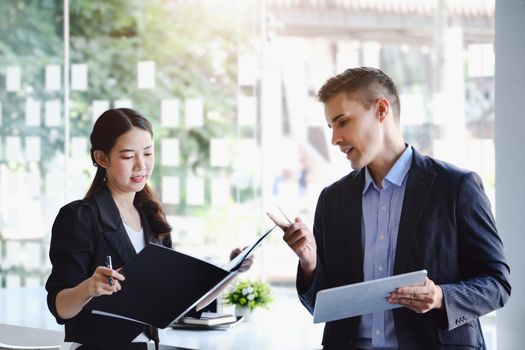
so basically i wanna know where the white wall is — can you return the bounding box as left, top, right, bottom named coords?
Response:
left=495, top=0, right=525, bottom=348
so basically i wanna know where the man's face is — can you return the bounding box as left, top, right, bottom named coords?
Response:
left=324, top=92, right=382, bottom=170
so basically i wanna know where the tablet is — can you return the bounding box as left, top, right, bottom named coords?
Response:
left=313, top=269, right=427, bottom=323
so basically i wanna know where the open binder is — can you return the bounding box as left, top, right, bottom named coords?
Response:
left=85, top=225, right=275, bottom=329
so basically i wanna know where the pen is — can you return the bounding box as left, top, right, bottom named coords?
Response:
left=105, top=255, right=113, bottom=287
left=278, top=206, right=293, bottom=225
left=278, top=206, right=312, bottom=252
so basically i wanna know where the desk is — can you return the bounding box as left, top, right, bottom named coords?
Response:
left=0, top=287, right=323, bottom=349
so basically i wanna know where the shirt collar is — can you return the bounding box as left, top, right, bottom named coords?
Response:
left=363, top=167, right=375, bottom=195
left=362, top=145, right=413, bottom=194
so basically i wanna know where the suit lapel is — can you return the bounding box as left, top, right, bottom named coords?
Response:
left=139, top=205, right=158, bottom=245
left=93, top=186, right=137, bottom=264
left=332, top=170, right=364, bottom=284
left=347, top=171, right=364, bottom=282
left=394, top=150, right=436, bottom=274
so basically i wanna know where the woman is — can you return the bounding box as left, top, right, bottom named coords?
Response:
left=46, top=108, right=250, bottom=349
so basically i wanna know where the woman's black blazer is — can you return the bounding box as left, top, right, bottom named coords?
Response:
left=45, top=185, right=172, bottom=349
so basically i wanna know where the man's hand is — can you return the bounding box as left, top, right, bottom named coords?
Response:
left=388, top=277, right=444, bottom=313
left=267, top=213, right=317, bottom=274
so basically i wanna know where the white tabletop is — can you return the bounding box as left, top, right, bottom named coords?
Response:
left=0, top=287, right=323, bottom=350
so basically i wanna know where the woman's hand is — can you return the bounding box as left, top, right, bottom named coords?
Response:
left=196, top=248, right=253, bottom=311
left=230, top=247, right=254, bottom=272
left=55, top=266, right=125, bottom=320
left=87, top=266, right=125, bottom=297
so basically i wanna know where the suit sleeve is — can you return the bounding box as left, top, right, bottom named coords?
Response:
left=297, top=188, right=329, bottom=314
left=440, top=172, right=511, bottom=330
left=45, top=202, right=98, bottom=324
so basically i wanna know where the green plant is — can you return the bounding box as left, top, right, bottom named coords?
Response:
left=224, top=279, right=272, bottom=311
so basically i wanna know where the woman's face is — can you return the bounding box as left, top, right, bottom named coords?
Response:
left=102, top=127, right=154, bottom=194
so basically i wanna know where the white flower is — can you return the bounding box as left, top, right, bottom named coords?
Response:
left=247, top=287, right=254, bottom=294
left=242, top=288, right=249, bottom=295
left=247, top=294, right=255, bottom=300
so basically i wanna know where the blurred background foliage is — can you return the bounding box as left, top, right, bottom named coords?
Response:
left=0, top=0, right=250, bottom=215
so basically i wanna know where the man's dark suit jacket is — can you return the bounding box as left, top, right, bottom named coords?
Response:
left=46, top=185, right=172, bottom=349
left=298, top=148, right=511, bottom=350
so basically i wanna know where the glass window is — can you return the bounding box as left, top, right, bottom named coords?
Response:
left=0, top=0, right=497, bottom=347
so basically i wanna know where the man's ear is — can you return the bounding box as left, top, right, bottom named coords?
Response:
left=93, top=150, right=109, bottom=169
left=376, top=98, right=390, bottom=122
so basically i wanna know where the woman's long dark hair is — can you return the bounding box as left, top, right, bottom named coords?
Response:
left=86, top=108, right=172, bottom=240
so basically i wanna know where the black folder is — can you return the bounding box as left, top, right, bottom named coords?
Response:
left=85, top=226, right=275, bottom=329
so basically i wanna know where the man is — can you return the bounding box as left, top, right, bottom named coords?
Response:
left=269, top=67, right=511, bottom=349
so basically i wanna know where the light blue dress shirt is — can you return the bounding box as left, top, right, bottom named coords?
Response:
left=355, top=146, right=413, bottom=350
